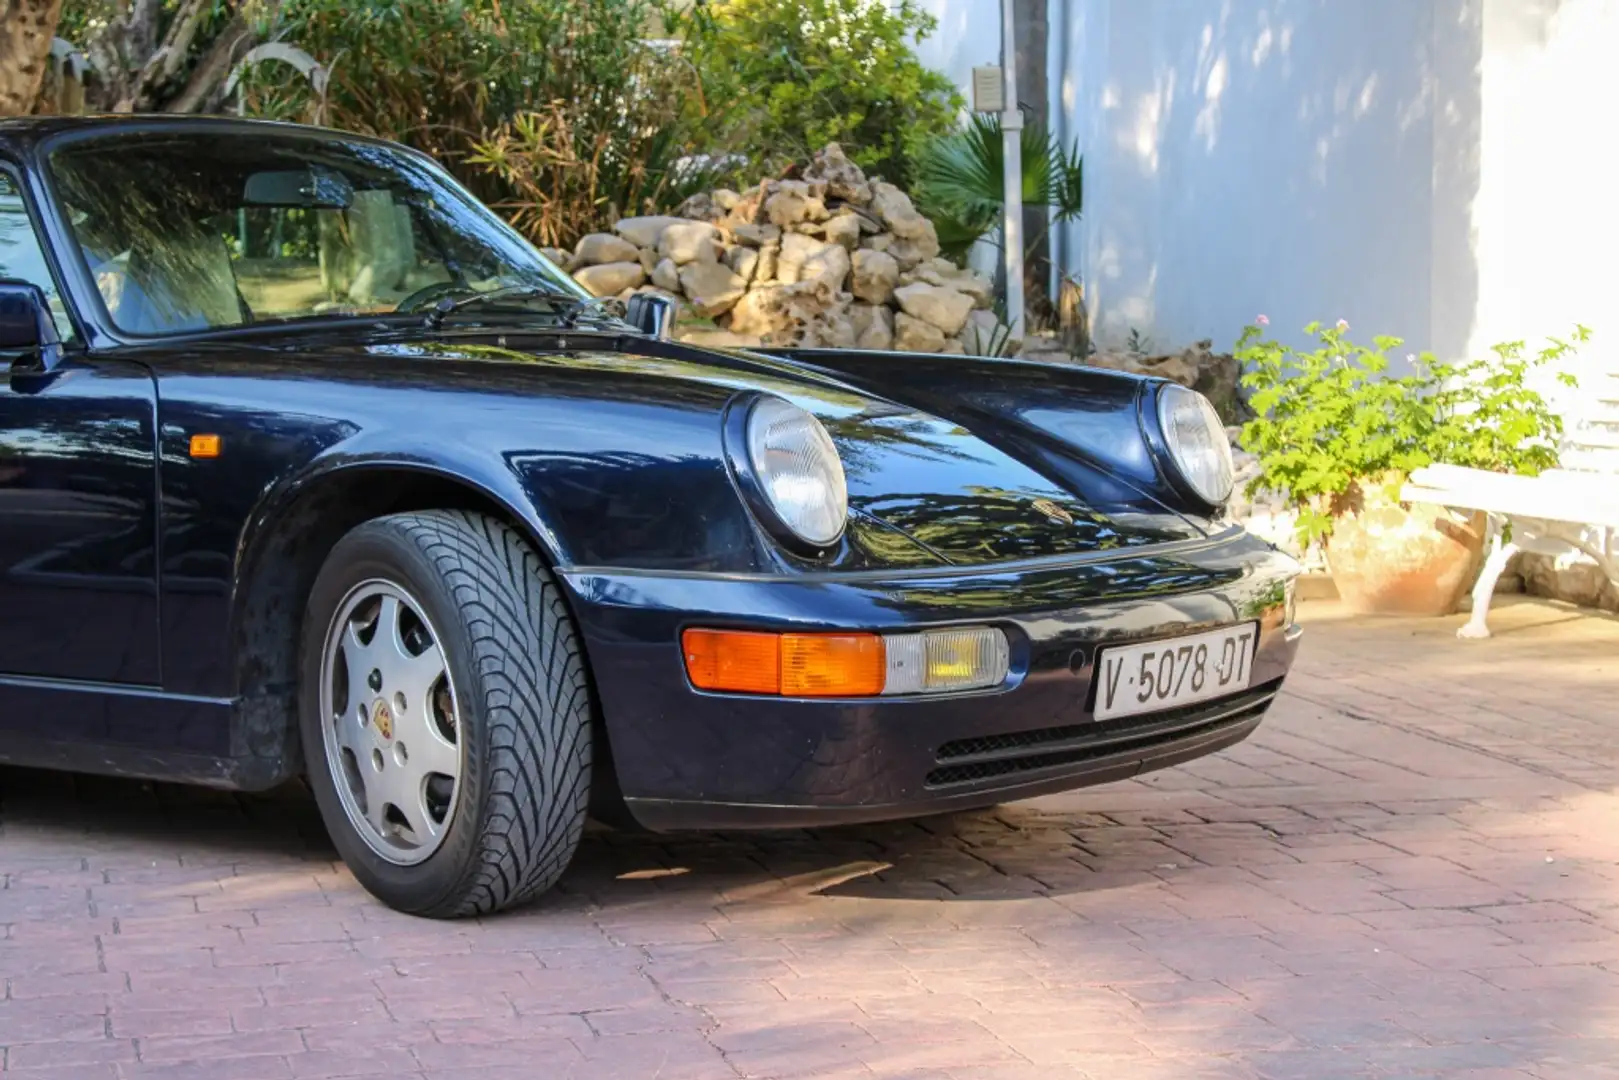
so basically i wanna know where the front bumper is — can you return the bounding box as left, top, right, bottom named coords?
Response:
left=561, top=527, right=1302, bottom=831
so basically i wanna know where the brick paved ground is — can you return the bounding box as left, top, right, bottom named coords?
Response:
left=3, top=596, right=1619, bottom=1079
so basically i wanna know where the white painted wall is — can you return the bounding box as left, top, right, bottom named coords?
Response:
left=910, top=0, right=1002, bottom=101
left=922, top=0, right=1616, bottom=382
left=1049, top=0, right=1458, bottom=363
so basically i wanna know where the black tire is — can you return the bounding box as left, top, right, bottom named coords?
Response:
left=298, top=509, right=592, bottom=917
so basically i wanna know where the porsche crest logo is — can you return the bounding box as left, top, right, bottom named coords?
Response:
left=1031, top=498, right=1073, bottom=525
left=372, top=700, right=394, bottom=740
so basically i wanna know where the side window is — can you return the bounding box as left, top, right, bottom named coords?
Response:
left=0, top=172, right=74, bottom=340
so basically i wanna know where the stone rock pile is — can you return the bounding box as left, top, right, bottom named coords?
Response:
left=543, top=144, right=1011, bottom=353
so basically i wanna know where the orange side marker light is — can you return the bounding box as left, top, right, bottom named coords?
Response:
left=189, top=434, right=221, bottom=459
left=683, top=629, right=781, bottom=694
left=682, top=629, right=887, bottom=697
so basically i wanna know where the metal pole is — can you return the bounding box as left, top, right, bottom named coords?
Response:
left=1000, top=0, right=1025, bottom=340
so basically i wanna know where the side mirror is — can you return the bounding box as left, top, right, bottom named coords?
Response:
left=625, top=293, right=673, bottom=341
left=0, top=280, right=63, bottom=372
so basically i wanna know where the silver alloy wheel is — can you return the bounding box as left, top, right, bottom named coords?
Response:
left=318, top=579, right=463, bottom=866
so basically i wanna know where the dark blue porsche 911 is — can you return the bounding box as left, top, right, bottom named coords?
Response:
left=0, top=116, right=1300, bottom=917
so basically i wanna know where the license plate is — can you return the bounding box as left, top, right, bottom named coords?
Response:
left=1093, top=623, right=1258, bottom=720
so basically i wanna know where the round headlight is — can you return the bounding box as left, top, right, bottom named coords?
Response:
left=745, top=396, right=848, bottom=546
left=1156, top=384, right=1234, bottom=506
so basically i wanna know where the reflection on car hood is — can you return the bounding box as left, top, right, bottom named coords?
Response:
left=201, top=325, right=1208, bottom=567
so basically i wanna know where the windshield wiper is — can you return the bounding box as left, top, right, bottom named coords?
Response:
left=422, top=286, right=625, bottom=330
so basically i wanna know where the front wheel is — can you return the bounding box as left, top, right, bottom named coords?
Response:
left=299, top=510, right=592, bottom=917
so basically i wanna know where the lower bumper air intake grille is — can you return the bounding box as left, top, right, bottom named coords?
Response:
left=925, top=678, right=1283, bottom=788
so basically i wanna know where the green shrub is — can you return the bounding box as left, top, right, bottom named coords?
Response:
left=672, top=0, right=963, bottom=187
left=1238, top=319, right=1589, bottom=547
left=238, top=0, right=700, bottom=242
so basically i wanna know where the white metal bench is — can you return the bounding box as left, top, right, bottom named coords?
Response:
left=1399, top=349, right=1618, bottom=639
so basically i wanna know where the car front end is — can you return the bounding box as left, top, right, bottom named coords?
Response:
left=566, top=527, right=1299, bottom=830
left=553, top=349, right=1303, bottom=831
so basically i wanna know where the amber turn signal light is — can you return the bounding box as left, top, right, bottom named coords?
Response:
left=683, top=629, right=885, bottom=697
left=682, top=629, right=781, bottom=694
left=683, top=626, right=1008, bottom=698
left=780, top=633, right=884, bottom=696
left=188, top=434, right=221, bottom=458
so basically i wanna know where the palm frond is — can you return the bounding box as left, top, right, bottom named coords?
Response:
left=911, top=113, right=1082, bottom=259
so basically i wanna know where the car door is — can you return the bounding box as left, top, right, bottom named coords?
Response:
left=0, top=163, right=162, bottom=688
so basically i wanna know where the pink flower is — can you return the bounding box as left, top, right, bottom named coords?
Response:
left=1256, top=314, right=1270, bottom=326
left=1336, top=319, right=1349, bottom=331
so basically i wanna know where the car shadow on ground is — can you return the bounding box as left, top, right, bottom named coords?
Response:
left=0, top=760, right=1175, bottom=911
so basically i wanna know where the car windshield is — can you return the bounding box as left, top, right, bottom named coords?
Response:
left=45, top=131, right=583, bottom=336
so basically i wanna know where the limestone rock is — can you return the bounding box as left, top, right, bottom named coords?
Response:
left=754, top=240, right=780, bottom=284
left=659, top=221, right=721, bottom=265
left=676, top=326, right=763, bottom=350
left=728, top=277, right=845, bottom=344
left=871, top=181, right=929, bottom=240
left=614, top=215, right=685, bottom=248
left=861, top=233, right=895, bottom=253
left=724, top=245, right=760, bottom=284
left=893, top=312, right=947, bottom=353
left=651, top=257, right=681, bottom=293
left=888, top=222, right=941, bottom=270
left=573, top=261, right=645, bottom=297
left=803, top=243, right=850, bottom=291
left=718, top=185, right=767, bottom=230
left=907, top=257, right=994, bottom=309
left=850, top=249, right=899, bottom=305
left=764, top=180, right=829, bottom=227
left=712, top=188, right=742, bottom=212
left=574, top=232, right=639, bottom=267
left=539, top=246, right=571, bottom=267
left=732, top=223, right=781, bottom=248
left=637, top=246, right=658, bottom=275
left=1521, top=549, right=1619, bottom=612
left=894, top=282, right=974, bottom=337
left=823, top=213, right=862, bottom=251
left=850, top=303, right=894, bottom=350
left=776, top=233, right=850, bottom=289
left=678, top=261, right=747, bottom=318
left=803, top=142, right=871, bottom=204
left=801, top=311, right=857, bottom=349
left=1086, top=340, right=1245, bottom=422
left=727, top=286, right=788, bottom=339
left=941, top=339, right=966, bottom=355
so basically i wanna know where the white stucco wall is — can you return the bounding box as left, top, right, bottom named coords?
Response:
left=921, top=0, right=1616, bottom=380
left=910, top=0, right=1002, bottom=98
left=1049, top=0, right=1462, bottom=362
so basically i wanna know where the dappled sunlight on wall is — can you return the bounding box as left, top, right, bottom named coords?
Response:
left=1050, top=0, right=1468, bottom=362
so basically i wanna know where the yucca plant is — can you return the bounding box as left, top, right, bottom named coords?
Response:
left=913, top=113, right=1083, bottom=262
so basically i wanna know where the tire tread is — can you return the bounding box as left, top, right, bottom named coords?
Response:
left=367, top=510, right=591, bottom=917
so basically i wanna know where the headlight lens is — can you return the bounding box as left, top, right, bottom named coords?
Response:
left=745, top=395, right=848, bottom=546
left=1157, top=384, right=1234, bottom=506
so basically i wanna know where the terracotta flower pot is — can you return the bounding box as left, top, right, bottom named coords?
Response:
left=1323, top=482, right=1488, bottom=616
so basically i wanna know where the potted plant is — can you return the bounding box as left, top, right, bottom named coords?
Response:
left=1237, top=318, right=1587, bottom=616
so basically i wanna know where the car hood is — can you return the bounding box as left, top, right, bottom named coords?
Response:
left=171, top=324, right=1208, bottom=569
left=385, top=328, right=1208, bottom=564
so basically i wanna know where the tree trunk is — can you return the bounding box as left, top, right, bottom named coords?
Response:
left=1013, top=0, right=1049, bottom=322
left=0, top=0, right=67, bottom=116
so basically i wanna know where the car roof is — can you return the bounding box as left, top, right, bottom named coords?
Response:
left=0, top=115, right=397, bottom=159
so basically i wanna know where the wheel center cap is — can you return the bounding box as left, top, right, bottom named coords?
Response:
left=373, top=699, right=394, bottom=740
